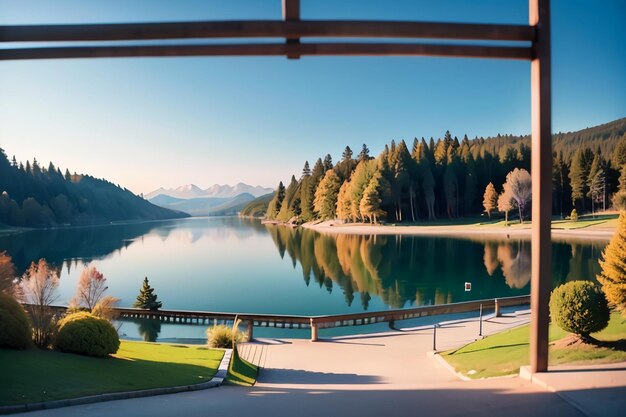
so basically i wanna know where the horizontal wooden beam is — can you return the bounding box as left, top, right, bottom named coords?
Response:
left=0, top=20, right=534, bottom=43
left=0, top=42, right=533, bottom=61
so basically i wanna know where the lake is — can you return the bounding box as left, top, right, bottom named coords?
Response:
left=1, top=216, right=608, bottom=340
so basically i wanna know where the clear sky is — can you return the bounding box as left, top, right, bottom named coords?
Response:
left=0, top=0, right=624, bottom=194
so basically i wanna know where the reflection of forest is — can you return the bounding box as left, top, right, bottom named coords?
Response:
left=0, top=217, right=266, bottom=274
left=266, top=225, right=606, bottom=310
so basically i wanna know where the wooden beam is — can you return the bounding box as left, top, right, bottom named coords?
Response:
left=0, top=20, right=534, bottom=43
left=0, top=42, right=533, bottom=61
left=529, top=0, right=552, bottom=374
left=282, top=0, right=301, bottom=59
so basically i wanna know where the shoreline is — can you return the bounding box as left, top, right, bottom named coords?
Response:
left=301, top=220, right=615, bottom=241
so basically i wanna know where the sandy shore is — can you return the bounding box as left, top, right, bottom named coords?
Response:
left=302, top=220, right=615, bottom=241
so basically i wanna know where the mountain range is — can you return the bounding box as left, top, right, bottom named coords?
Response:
left=145, top=183, right=273, bottom=216
left=145, top=183, right=272, bottom=200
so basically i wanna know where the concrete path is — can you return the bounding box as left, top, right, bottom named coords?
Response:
left=12, top=308, right=622, bottom=417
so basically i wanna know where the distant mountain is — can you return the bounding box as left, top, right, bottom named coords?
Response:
left=148, top=192, right=256, bottom=216
left=0, top=150, right=188, bottom=228
left=145, top=183, right=273, bottom=200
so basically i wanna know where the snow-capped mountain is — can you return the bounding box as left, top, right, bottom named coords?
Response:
left=145, top=183, right=273, bottom=200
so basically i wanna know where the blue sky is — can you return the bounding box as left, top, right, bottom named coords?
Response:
left=0, top=0, right=624, bottom=194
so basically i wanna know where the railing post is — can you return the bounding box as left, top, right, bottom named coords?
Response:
left=494, top=298, right=501, bottom=317
left=433, top=324, right=438, bottom=352
left=479, top=303, right=483, bottom=337
left=388, top=319, right=395, bottom=330
left=247, top=319, right=254, bottom=341
left=310, top=318, right=318, bottom=342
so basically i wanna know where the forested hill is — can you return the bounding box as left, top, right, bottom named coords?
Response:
left=258, top=117, right=626, bottom=225
left=0, top=149, right=188, bottom=228
left=478, top=117, right=626, bottom=161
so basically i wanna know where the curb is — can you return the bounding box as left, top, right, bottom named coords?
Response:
left=427, top=351, right=472, bottom=381
left=0, top=349, right=233, bottom=415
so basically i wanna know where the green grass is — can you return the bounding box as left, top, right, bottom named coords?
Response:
left=0, top=340, right=224, bottom=406
left=443, top=312, right=626, bottom=379
left=226, top=348, right=258, bottom=386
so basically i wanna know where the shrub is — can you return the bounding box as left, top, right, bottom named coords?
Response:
left=549, top=281, right=610, bottom=338
left=55, top=312, right=120, bottom=357
left=0, top=293, right=32, bottom=349
left=206, top=324, right=246, bottom=349
left=570, top=209, right=578, bottom=222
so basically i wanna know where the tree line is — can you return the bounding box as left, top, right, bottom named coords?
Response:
left=261, top=118, right=626, bottom=224
left=0, top=148, right=187, bottom=227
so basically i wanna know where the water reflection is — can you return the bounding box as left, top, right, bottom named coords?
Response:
left=0, top=217, right=608, bottom=315
left=266, top=225, right=606, bottom=310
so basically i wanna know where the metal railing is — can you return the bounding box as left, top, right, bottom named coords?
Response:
left=35, top=294, right=530, bottom=342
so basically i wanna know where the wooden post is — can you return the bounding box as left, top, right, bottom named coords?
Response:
left=282, top=0, right=300, bottom=59
left=310, top=318, right=318, bottom=342
left=529, top=0, right=552, bottom=374
left=494, top=298, right=501, bottom=317
left=247, top=319, right=254, bottom=341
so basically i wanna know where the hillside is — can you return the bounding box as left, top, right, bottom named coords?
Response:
left=0, top=150, right=188, bottom=228
left=260, top=117, right=626, bottom=223
left=240, top=192, right=274, bottom=217
left=148, top=192, right=256, bottom=216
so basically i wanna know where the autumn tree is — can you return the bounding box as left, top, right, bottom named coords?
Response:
left=597, top=212, right=626, bottom=314
left=358, top=144, right=371, bottom=162
left=360, top=172, right=388, bottom=224
left=0, top=251, right=16, bottom=295
left=17, top=259, right=59, bottom=346
left=314, top=170, right=341, bottom=220
left=504, top=168, right=532, bottom=223
left=72, top=265, right=108, bottom=311
left=498, top=186, right=516, bottom=225
left=336, top=181, right=352, bottom=221
left=483, top=182, right=498, bottom=219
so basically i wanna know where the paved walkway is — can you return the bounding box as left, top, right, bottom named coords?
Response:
left=13, top=308, right=624, bottom=417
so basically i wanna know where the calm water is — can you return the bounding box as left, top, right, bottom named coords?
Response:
left=1, top=217, right=607, bottom=340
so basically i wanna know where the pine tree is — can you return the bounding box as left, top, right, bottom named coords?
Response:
left=323, top=154, right=333, bottom=171
left=133, top=277, right=162, bottom=310
left=358, top=144, right=370, bottom=162
left=301, top=161, right=311, bottom=179
left=569, top=148, right=593, bottom=212
left=341, top=146, right=353, bottom=162
left=360, top=173, right=387, bottom=224
left=313, top=170, right=341, bottom=220
left=613, top=165, right=626, bottom=210
left=483, top=182, right=498, bottom=219
left=266, top=181, right=286, bottom=219
left=597, top=212, right=626, bottom=314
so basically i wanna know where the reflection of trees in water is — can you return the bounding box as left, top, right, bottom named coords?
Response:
left=267, top=225, right=606, bottom=311
left=496, top=242, right=531, bottom=289
left=129, top=318, right=162, bottom=342
left=481, top=238, right=606, bottom=290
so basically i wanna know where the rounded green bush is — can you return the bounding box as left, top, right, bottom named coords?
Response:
left=549, top=281, right=610, bottom=337
left=0, top=292, right=32, bottom=349
left=55, top=312, right=120, bottom=357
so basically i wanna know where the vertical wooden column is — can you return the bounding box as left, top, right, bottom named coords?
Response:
left=282, top=0, right=300, bottom=59
left=529, top=0, right=552, bottom=374
left=310, top=318, right=318, bottom=342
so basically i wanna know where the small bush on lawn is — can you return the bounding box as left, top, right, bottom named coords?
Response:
left=55, top=312, right=120, bottom=357
left=570, top=209, right=578, bottom=222
left=549, top=281, right=610, bottom=339
left=0, top=292, right=32, bottom=349
left=206, top=324, right=246, bottom=349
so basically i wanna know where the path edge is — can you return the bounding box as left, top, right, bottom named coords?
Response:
left=0, top=349, right=233, bottom=415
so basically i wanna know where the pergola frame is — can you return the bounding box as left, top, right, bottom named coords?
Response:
left=0, top=0, right=552, bottom=373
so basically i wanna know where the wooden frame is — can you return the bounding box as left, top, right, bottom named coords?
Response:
left=0, top=0, right=551, bottom=373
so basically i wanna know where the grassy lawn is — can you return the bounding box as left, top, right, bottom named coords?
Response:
left=442, top=312, right=626, bottom=379
left=0, top=341, right=224, bottom=406
left=226, top=349, right=259, bottom=386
